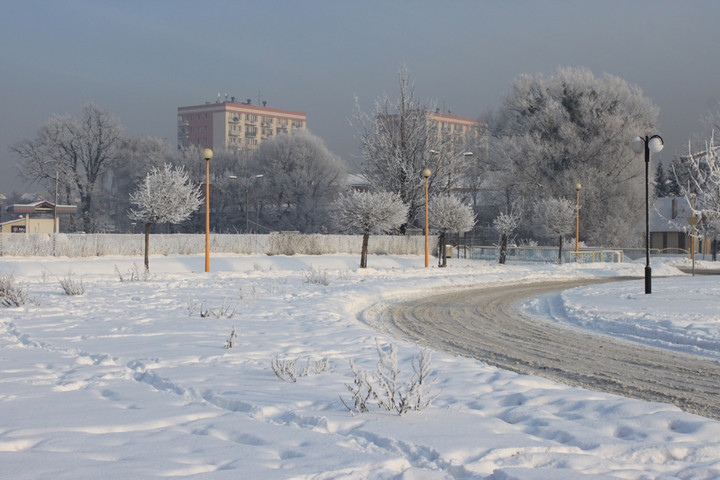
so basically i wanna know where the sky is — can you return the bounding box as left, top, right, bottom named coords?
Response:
left=2, top=0, right=720, bottom=195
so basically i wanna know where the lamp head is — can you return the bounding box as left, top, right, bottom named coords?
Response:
left=202, top=148, right=213, bottom=161
left=648, top=135, right=664, bottom=153
left=421, top=168, right=431, bottom=178
left=630, top=136, right=645, bottom=154
left=575, top=183, right=582, bottom=191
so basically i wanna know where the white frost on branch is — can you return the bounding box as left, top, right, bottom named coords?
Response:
left=334, top=190, right=408, bottom=235
left=333, top=190, right=408, bottom=268
left=128, top=164, right=202, bottom=225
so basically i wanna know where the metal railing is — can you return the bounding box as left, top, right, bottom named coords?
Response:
left=454, top=245, right=626, bottom=263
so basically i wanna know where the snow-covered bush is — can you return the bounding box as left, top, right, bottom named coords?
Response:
left=114, top=263, right=150, bottom=282
left=0, top=273, right=29, bottom=307
left=224, top=327, right=238, bottom=349
left=304, top=267, right=329, bottom=286
left=58, top=271, right=84, bottom=296
left=198, top=299, right=238, bottom=319
left=341, top=342, right=438, bottom=416
left=271, top=356, right=333, bottom=382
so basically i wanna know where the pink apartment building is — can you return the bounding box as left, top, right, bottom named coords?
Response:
left=178, top=97, right=307, bottom=152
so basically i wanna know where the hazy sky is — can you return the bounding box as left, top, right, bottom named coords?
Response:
left=2, top=0, right=719, bottom=195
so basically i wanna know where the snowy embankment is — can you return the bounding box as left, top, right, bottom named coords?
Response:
left=1, top=253, right=720, bottom=479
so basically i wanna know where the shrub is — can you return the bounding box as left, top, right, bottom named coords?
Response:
left=59, top=271, right=85, bottom=295
left=304, top=267, right=329, bottom=286
left=272, top=356, right=333, bottom=382
left=341, top=341, right=439, bottom=416
left=224, top=326, right=238, bottom=349
left=0, top=273, right=29, bottom=307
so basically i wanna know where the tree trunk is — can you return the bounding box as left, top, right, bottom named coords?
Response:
left=499, top=233, right=508, bottom=264
left=144, top=222, right=153, bottom=271
left=557, top=235, right=563, bottom=264
left=81, top=193, right=93, bottom=233
left=360, top=232, right=369, bottom=268
left=438, top=232, right=447, bottom=267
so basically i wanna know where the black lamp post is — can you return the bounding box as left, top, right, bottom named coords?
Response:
left=631, top=135, right=664, bottom=294
left=202, top=148, right=213, bottom=272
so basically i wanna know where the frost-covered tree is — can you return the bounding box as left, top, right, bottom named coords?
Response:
left=128, top=164, right=202, bottom=270
left=492, top=206, right=521, bottom=265
left=490, top=67, right=659, bottom=247
left=99, top=136, right=174, bottom=232
left=427, top=196, right=475, bottom=267
left=674, top=133, right=720, bottom=260
left=250, top=130, right=346, bottom=233
left=334, top=190, right=408, bottom=268
left=12, top=104, right=124, bottom=232
left=532, top=197, right=576, bottom=264
left=355, top=66, right=454, bottom=231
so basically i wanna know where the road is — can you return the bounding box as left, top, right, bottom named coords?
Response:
left=383, top=278, right=720, bottom=420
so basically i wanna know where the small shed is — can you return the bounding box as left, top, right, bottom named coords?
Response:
left=1, top=201, right=78, bottom=234
left=650, top=197, right=698, bottom=252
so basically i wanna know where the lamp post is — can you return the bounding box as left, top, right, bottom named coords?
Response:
left=422, top=168, right=431, bottom=268
left=630, top=135, right=664, bottom=294
left=246, top=174, right=264, bottom=233
left=575, top=183, right=581, bottom=255
left=202, top=148, right=213, bottom=272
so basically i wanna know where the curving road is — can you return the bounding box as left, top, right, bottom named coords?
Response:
left=383, top=278, right=720, bottom=420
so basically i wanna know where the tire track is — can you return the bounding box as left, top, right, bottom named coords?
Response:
left=383, top=278, right=720, bottom=420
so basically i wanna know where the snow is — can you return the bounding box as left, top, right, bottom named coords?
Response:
left=1, top=253, right=720, bottom=479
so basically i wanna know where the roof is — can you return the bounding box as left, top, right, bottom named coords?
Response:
left=650, top=197, right=694, bottom=233
left=6, top=201, right=77, bottom=215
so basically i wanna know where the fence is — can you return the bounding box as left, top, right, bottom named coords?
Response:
left=455, top=245, right=626, bottom=263
left=0, top=233, right=432, bottom=258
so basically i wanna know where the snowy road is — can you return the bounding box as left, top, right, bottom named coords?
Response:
left=384, top=278, right=720, bottom=420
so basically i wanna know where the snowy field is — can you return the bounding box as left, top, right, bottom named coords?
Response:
left=1, top=253, right=720, bottom=479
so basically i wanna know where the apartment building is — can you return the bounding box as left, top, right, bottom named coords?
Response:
left=178, top=97, right=307, bottom=152
left=427, top=110, right=488, bottom=156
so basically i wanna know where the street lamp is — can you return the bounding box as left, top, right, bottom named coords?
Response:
left=246, top=174, right=264, bottom=233
left=575, top=183, right=582, bottom=254
left=630, top=134, right=664, bottom=294
left=422, top=168, right=431, bottom=268
left=202, top=148, right=213, bottom=272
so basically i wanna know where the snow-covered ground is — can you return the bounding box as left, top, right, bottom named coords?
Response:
left=1, top=253, right=719, bottom=479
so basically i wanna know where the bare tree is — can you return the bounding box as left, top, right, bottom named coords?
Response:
left=427, top=195, right=476, bottom=267
left=128, top=164, right=202, bottom=270
left=334, top=190, right=408, bottom=268
left=533, top=197, right=576, bottom=264
left=355, top=66, right=453, bottom=231
left=12, top=104, right=124, bottom=232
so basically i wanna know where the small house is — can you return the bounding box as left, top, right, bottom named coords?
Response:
left=1, top=201, right=77, bottom=234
